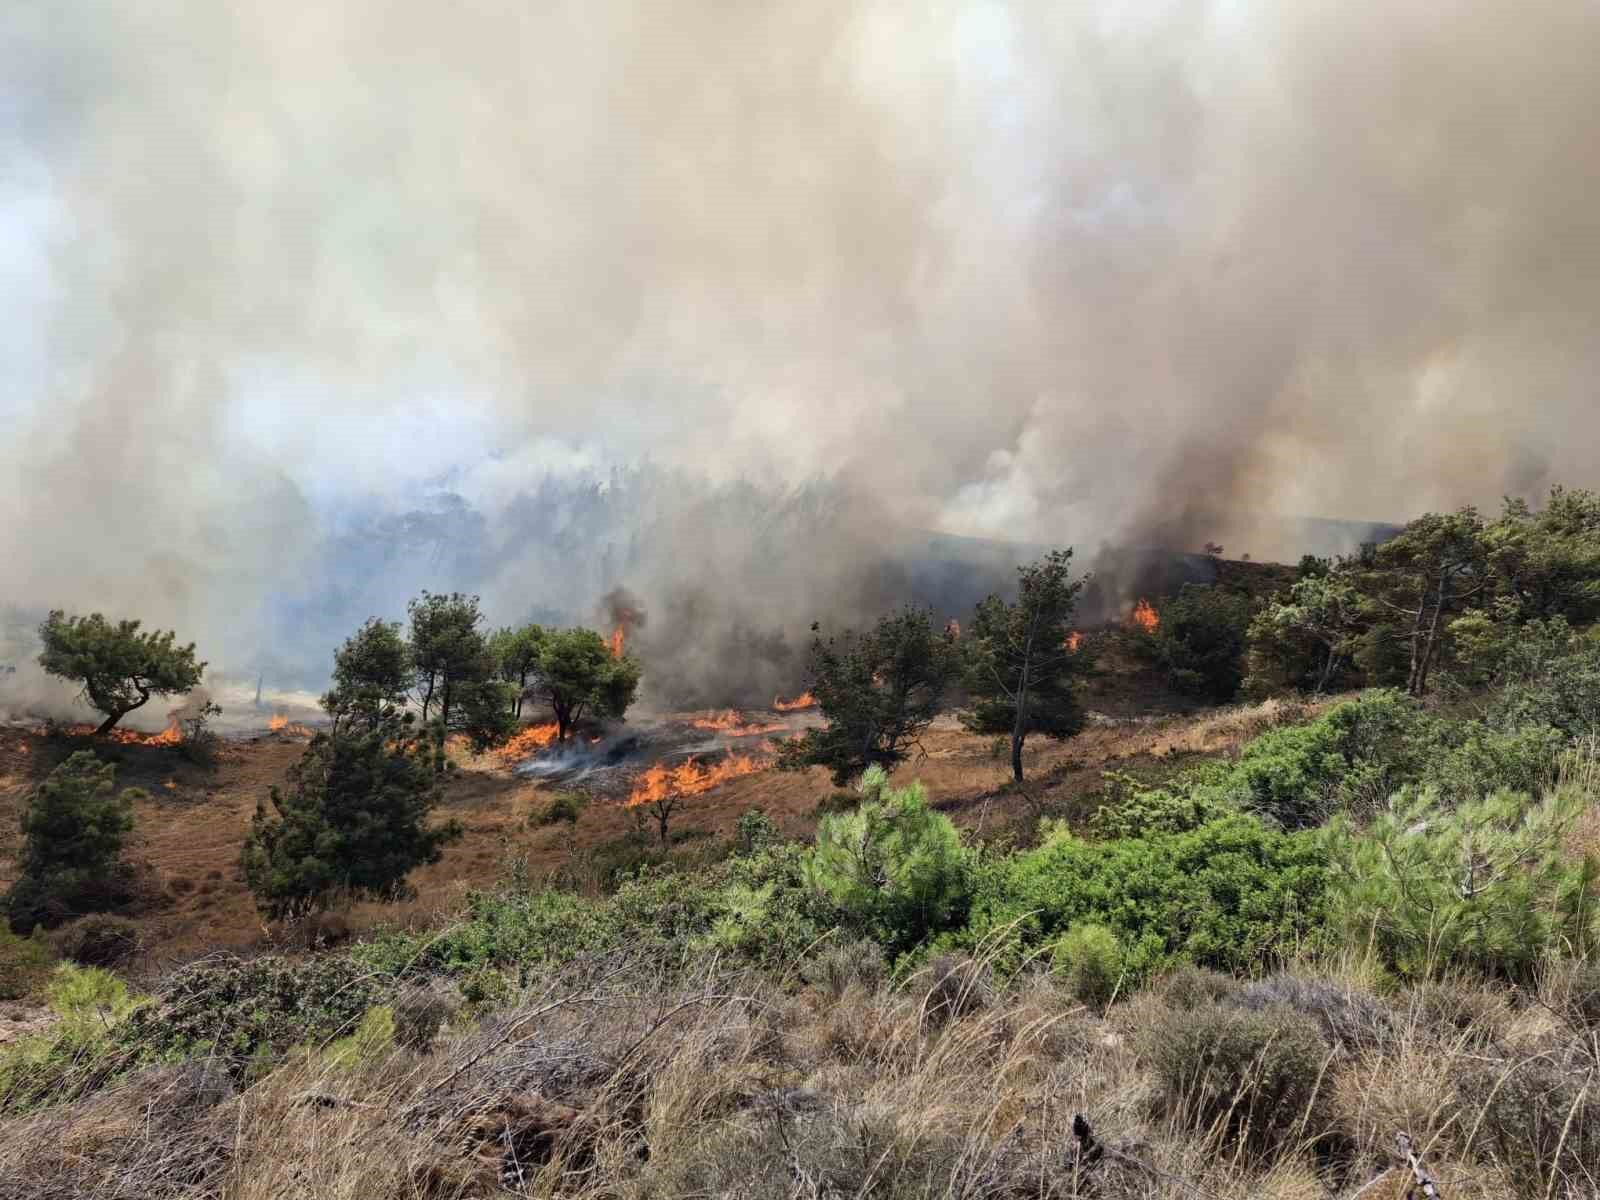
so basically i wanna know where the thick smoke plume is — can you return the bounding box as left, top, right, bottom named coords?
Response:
left=4, top=1, right=1599, bottom=713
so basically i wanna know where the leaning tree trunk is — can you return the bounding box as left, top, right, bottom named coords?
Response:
left=95, top=687, right=148, bottom=735
left=1315, top=645, right=1339, bottom=695
left=96, top=708, right=130, bottom=735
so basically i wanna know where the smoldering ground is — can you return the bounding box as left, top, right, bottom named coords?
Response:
left=3, top=1, right=1598, bottom=709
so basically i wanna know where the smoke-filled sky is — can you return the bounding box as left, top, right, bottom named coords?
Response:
left=4, top=0, right=1599, bottom=706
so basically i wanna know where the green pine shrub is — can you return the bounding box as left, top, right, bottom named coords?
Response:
left=1052, top=923, right=1124, bottom=1009
left=803, top=765, right=970, bottom=952
left=6, top=751, right=142, bottom=933
left=1322, top=786, right=1599, bottom=980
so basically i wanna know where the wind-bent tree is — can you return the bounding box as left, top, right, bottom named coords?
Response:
left=240, top=712, right=463, bottom=921
left=321, top=617, right=413, bottom=729
left=1246, top=572, right=1363, bottom=695
left=1479, top=486, right=1600, bottom=625
left=489, top=623, right=545, bottom=717
left=526, top=628, right=642, bottom=741
left=776, top=607, right=956, bottom=786
left=37, top=611, right=206, bottom=734
left=1359, top=509, right=1488, bottom=697
left=6, top=751, right=143, bottom=932
left=961, top=550, right=1090, bottom=783
left=407, top=591, right=491, bottom=730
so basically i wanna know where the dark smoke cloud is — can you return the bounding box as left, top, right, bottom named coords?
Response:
left=4, top=1, right=1599, bottom=712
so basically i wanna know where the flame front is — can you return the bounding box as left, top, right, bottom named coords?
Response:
left=1131, top=599, right=1160, bottom=633
left=499, top=721, right=560, bottom=762
left=690, top=709, right=785, bottom=736
left=1065, top=631, right=1083, bottom=652
left=608, top=627, right=625, bottom=658
left=773, top=691, right=816, bottom=711
left=267, top=712, right=316, bottom=738
left=627, top=752, right=765, bottom=807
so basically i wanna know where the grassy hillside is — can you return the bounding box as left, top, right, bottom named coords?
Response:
left=2, top=677, right=1597, bottom=1198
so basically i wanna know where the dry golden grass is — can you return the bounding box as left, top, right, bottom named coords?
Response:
left=3, top=949, right=1594, bottom=1200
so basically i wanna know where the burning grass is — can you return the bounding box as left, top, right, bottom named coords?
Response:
left=687, top=710, right=785, bottom=737
left=626, top=752, right=767, bottom=809
left=266, top=713, right=316, bottom=738
left=499, top=721, right=561, bottom=764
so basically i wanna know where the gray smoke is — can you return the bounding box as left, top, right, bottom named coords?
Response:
left=4, top=1, right=1598, bottom=712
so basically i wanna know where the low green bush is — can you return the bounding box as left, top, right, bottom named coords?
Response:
left=0, top=925, right=56, bottom=1000
left=1051, top=923, right=1123, bottom=1009
left=116, top=953, right=380, bottom=1071
left=531, top=791, right=586, bottom=826
left=1322, top=787, right=1599, bottom=980
left=1140, top=1001, right=1333, bottom=1157
left=953, top=815, right=1326, bottom=980
left=1089, top=770, right=1232, bottom=838
left=45, top=963, right=139, bottom=1040
left=358, top=844, right=838, bottom=979
left=49, top=914, right=142, bottom=968
left=804, top=765, right=970, bottom=953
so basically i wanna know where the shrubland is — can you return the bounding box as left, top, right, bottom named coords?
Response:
left=5, top=498, right=1600, bottom=1198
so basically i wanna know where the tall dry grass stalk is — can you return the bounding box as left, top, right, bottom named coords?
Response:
left=1, top=947, right=1595, bottom=1199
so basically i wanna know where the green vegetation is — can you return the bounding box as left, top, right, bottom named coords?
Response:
left=776, top=606, right=956, bottom=784
left=525, top=626, right=642, bottom=742
left=6, top=751, right=142, bottom=933
left=0, top=925, right=55, bottom=1000
left=239, top=711, right=463, bottom=920
left=961, top=549, right=1090, bottom=781
left=489, top=622, right=545, bottom=718
left=1323, top=786, right=1598, bottom=980
left=803, top=766, right=968, bottom=953
left=321, top=616, right=413, bottom=728
left=9, top=493, right=1600, bottom=1199
left=1247, top=485, right=1600, bottom=698
left=954, top=814, right=1327, bottom=979
left=407, top=590, right=492, bottom=728
left=36, top=610, right=206, bottom=734
left=1051, top=921, right=1123, bottom=1008
left=531, top=790, right=587, bottom=826
left=1133, top=583, right=1253, bottom=700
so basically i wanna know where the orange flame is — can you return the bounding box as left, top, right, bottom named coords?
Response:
left=690, top=709, right=785, bottom=736
left=1065, top=631, right=1083, bottom=652
left=773, top=691, right=817, bottom=711
left=267, top=713, right=316, bottom=738
left=1131, top=599, right=1160, bottom=633
left=627, top=752, right=765, bottom=808
left=608, top=626, right=625, bottom=658
left=499, top=721, right=560, bottom=762
left=59, top=717, right=185, bottom=746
